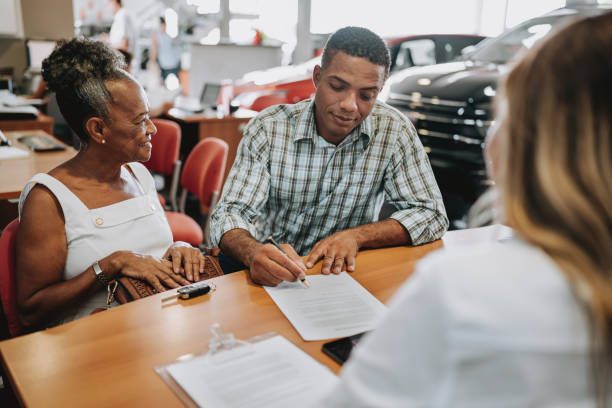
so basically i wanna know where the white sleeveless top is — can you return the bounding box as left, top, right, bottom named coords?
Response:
left=18, top=162, right=173, bottom=324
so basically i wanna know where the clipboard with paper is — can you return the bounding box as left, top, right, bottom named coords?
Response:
left=155, top=323, right=338, bottom=408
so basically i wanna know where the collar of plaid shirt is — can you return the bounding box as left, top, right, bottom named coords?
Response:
left=292, top=100, right=372, bottom=149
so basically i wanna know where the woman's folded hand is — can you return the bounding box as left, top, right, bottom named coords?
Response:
left=163, top=242, right=206, bottom=282
left=114, top=251, right=191, bottom=292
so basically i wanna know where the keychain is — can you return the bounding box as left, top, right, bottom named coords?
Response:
left=106, top=281, right=118, bottom=306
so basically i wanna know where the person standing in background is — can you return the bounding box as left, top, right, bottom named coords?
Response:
left=150, top=17, right=181, bottom=82
left=106, top=0, right=139, bottom=72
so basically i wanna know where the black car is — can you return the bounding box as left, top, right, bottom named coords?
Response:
left=387, top=34, right=487, bottom=72
left=384, top=5, right=612, bottom=228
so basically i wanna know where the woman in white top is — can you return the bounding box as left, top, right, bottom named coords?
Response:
left=16, top=38, right=205, bottom=331
left=321, top=12, right=612, bottom=408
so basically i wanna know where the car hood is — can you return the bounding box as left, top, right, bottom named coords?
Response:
left=387, top=61, right=508, bottom=105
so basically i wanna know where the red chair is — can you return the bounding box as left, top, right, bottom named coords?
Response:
left=0, top=219, right=22, bottom=337
left=165, top=138, right=229, bottom=247
left=144, top=119, right=182, bottom=211
left=249, top=92, right=288, bottom=112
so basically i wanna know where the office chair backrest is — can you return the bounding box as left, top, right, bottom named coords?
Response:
left=144, top=119, right=181, bottom=175
left=0, top=219, right=22, bottom=337
left=144, top=119, right=182, bottom=211
left=180, top=138, right=228, bottom=209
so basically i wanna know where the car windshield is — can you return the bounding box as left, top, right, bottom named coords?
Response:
left=468, top=13, right=575, bottom=64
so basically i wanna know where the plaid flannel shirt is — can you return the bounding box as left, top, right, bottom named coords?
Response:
left=210, top=99, right=448, bottom=255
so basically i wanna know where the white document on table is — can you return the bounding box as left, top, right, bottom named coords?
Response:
left=164, top=335, right=338, bottom=408
left=265, top=272, right=387, bottom=341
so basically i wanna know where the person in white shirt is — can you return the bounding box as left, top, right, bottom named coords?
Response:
left=320, top=12, right=612, bottom=408
left=16, top=38, right=204, bottom=331
left=106, top=0, right=138, bottom=71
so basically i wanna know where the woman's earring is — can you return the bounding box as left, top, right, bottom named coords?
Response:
left=101, top=139, right=106, bottom=144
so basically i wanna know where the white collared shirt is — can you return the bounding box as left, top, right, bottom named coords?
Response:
left=321, top=236, right=599, bottom=407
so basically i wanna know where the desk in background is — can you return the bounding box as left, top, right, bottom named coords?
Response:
left=0, top=130, right=76, bottom=201
left=0, top=130, right=76, bottom=229
left=0, top=113, right=53, bottom=135
left=166, top=108, right=256, bottom=186
left=0, top=226, right=510, bottom=407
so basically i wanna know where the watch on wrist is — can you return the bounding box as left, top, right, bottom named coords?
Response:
left=92, top=260, right=111, bottom=286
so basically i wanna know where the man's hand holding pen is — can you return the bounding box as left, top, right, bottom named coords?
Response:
left=247, top=238, right=308, bottom=287
left=265, top=237, right=310, bottom=288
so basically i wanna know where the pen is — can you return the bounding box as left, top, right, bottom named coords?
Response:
left=265, top=236, right=310, bottom=288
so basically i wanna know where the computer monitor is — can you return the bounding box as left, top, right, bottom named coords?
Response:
left=199, top=83, right=221, bottom=110
left=26, top=40, right=56, bottom=71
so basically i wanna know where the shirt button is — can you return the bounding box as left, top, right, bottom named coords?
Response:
left=150, top=204, right=156, bottom=212
left=95, top=216, right=104, bottom=226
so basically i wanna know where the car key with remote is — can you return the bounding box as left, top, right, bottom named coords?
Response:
left=177, top=281, right=211, bottom=299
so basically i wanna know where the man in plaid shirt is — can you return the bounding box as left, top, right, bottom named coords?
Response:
left=210, top=27, right=448, bottom=286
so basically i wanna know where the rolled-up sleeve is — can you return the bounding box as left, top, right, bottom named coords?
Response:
left=209, top=118, right=270, bottom=247
left=385, top=122, right=448, bottom=244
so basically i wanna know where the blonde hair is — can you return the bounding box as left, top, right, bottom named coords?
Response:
left=494, top=12, right=612, bottom=404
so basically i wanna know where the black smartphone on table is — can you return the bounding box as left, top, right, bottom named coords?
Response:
left=321, top=332, right=367, bottom=365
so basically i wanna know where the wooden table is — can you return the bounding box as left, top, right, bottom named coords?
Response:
left=0, top=113, right=54, bottom=135
left=166, top=108, right=255, bottom=185
left=0, top=226, right=509, bottom=407
left=0, top=131, right=76, bottom=201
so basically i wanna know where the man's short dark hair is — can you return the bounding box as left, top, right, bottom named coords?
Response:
left=321, top=26, right=390, bottom=76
